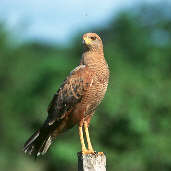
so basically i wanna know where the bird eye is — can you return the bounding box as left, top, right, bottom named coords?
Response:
left=90, top=36, right=96, bottom=40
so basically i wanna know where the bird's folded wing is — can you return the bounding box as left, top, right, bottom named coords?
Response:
left=46, top=65, right=93, bottom=125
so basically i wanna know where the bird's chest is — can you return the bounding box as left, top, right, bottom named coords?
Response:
left=82, top=77, right=108, bottom=116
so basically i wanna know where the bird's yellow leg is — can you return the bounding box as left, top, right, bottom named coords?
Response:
left=84, top=121, right=94, bottom=153
left=79, top=126, right=87, bottom=153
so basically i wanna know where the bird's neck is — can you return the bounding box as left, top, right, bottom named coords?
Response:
left=81, top=51, right=109, bottom=83
left=81, top=50, right=105, bottom=66
left=81, top=50, right=109, bottom=82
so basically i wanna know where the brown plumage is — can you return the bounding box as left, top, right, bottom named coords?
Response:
left=23, top=33, right=109, bottom=157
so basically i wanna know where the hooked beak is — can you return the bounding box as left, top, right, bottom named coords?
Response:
left=83, top=37, right=91, bottom=45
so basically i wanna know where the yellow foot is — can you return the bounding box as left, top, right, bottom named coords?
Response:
left=98, top=152, right=104, bottom=155
left=82, top=149, right=95, bottom=154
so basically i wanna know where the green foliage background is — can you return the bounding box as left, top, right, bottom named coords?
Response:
left=1, top=3, right=171, bottom=171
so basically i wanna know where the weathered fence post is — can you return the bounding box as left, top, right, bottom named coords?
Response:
left=77, top=152, right=106, bottom=171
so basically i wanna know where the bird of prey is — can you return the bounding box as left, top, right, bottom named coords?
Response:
left=23, top=33, right=109, bottom=157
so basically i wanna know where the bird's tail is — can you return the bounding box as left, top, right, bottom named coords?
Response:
left=23, top=124, right=54, bottom=158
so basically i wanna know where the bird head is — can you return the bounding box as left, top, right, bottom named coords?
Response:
left=82, top=33, right=103, bottom=51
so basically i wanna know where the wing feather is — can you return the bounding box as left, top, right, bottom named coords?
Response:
left=46, top=65, right=93, bottom=125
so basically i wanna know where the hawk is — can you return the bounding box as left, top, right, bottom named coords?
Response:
left=23, top=33, right=109, bottom=157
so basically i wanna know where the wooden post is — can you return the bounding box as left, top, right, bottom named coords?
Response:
left=77, top=152, right=106, bottom=171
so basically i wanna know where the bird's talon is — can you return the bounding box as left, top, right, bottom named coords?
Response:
left=82, top=149, right=95, bottom=154
left=98, top=152, right=104, bottom=155
left=81, top=148, right=88, bottom=154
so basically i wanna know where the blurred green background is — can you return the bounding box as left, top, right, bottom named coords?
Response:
left=1, top=3, right=171, bottom=171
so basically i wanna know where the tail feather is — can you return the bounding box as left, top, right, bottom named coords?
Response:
left=23, top=118, right=65, bottom=157
left=39, top=136, right=53, bottom=155
left=24, top=130, right=40, bottom=153
left=23, top=126, right=53, bottom=157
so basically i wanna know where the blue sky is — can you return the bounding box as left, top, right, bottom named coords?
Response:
left=0, top=0, right=161, bottom=44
